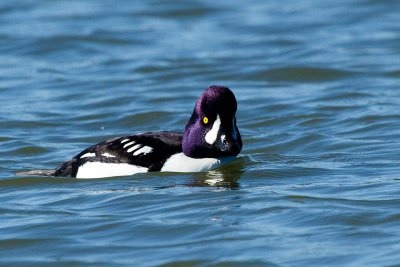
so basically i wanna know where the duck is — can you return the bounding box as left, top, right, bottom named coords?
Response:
left=23, top=86, right=242, bottom=178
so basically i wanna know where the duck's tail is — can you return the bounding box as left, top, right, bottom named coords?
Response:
left=15, top=169, right=55, bottom=176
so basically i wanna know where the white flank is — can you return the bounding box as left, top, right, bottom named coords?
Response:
left=81, top=152, right=96, bottom=158
left=133, top=146, right=153, bottom=156
left=121, top=139, right=130, bottom=144
left=205, top=114, right=221, bottom=145
left=127, top=144, right=141, bottom=153
left=102, top=153, right=115, bottom=158
left=161, top=152, right=234, bottom=172
left=123, top=141, right=135, bottom=148
left=76, top=162, right=148, bottom=179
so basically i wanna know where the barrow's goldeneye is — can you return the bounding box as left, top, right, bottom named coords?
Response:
left=21, top=86, right=242, bottom=178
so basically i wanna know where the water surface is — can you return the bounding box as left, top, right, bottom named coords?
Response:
left=1, top=0, right=400, bottom=266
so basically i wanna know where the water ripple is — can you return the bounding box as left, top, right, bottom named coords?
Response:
left=1, top=0, right=400, bottom=265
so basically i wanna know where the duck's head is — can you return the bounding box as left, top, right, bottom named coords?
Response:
left=182, top=86, right=242, bottom=158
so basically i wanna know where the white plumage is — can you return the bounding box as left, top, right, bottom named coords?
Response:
left=161, top=152, right=234, bottom=173
left=76, top=162, right=148, bottom=179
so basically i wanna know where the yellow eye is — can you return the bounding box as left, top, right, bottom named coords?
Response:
left=203, top=117, right=209, bottom=124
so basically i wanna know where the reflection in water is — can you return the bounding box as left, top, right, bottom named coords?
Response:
left=189, top=158, right=245, bottom=189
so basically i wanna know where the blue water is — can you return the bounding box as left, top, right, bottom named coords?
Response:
left=1, top=0, right=400, bottom=266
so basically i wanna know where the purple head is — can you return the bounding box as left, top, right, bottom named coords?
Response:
left=182, top=86, right=242, bottom=158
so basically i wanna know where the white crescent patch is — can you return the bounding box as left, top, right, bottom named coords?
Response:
left=205, top=115, right=221, bottom=145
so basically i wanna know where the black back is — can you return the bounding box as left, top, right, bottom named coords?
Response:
left=53, top=132, right=183, bottom=177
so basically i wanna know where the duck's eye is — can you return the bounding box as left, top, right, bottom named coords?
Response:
left=202, top=117, right=209, bottom=124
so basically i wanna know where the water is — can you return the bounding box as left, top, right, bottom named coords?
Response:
left=1, top=0, right=400, bottom=266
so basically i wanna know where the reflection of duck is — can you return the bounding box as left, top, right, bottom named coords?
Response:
left=19, top=86, right=243, bottom=179
left=189, top=157, right=246, bottom=189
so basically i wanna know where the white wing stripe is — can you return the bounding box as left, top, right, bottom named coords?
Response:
left=123, top=141, right=135, bottom=148
left=127, top=144, right=141, bottom=153
left=133, top=146, right=153, bottom=156
left=81, top=152, right=96, bottom=158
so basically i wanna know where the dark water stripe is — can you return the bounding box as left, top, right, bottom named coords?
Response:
left=247, top=66, right=358, bottom=82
